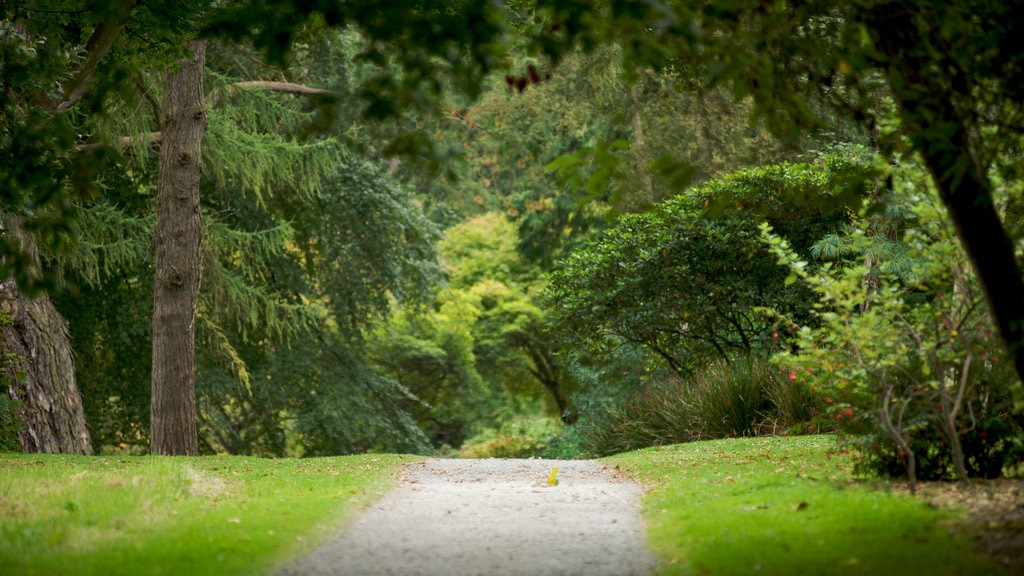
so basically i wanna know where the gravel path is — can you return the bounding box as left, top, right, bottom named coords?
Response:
left=277, top=458, right=655, bottom=576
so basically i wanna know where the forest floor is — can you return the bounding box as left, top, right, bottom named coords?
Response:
left=907, top=478, right=1024, bottom=574
left=276, top=458, right=655, bottom=576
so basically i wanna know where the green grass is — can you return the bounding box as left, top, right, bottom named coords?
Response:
left=0, top=453, right=419, bottom=576
left=607, top=435, right=1009, bottom=576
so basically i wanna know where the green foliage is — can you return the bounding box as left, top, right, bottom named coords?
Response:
left=545, top=159, right=860, bottom=376
left=583, top=355, right=820, bottom=457
left=202, top=338, right=432, bottom=457
left=610, top=437, right=1011, bottom=576
left=370, top=212, right=578, bottom=449
left=0, top=1, right=200, bottom=293
left=57, top=274, right=153, bottom=454
left=457, top=414, right=562, bottom=459
left=367, top=298, right=492, bottom=450
left=195, top=147, right=441, bottom=456
left=0, top=20, right=97, bottom=292
left=0, top=453, right=416, bottom=576
left=765, top=163, right=1024, bottom=483
left=0, top=310, right=23, bottom=451
left=207, top=1, right=509, bottom=105
left=50, top=40, right=445, bottom=456
left=414, top=46, right=804, bottom=269
left=0, top=389, right=22, bottom=452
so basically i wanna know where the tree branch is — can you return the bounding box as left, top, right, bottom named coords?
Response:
left=206, top=81, right=334, bottom=108
left=76, top=132, right=161, bottom=152
left=78, top=81, right=334, bottom=151
left=57, top=1, right=137, bottom=113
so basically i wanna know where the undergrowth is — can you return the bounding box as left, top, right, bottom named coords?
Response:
left=584, top=355, right=820, bottom=456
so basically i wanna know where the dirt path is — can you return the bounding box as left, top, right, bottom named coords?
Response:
left=277, top=458, right=655, bottom=576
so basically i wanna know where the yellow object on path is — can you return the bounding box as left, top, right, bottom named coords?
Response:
left=547, top=467, right=559, bottom=486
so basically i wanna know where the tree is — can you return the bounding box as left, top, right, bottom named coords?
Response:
left=53, top=34, right=440, bottom=456
left=439, top=213, right=578, bottom=423
left=525, top=0, right=1024, bottom=389
left=0, top=274, right=92, bottom=454
left=860, top=1, right=1024, bottom=388
left=0, top=5, right=143, bottom=455
left=544, top=160, right=855, bottom=375
left=149, top=39, right=206, bottom=455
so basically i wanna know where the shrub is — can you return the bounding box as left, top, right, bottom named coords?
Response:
left=456, top=415, right=562, bottom=458
left=835, top=375, right=1024, bottom=481
left=582, top=355, right=821, bottom=456
left=765, top=170, right=1024, bottom=487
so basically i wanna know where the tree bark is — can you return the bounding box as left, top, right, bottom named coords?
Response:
left=0, top=279, right=93, bottom=454
left=150, top=39, right=207, bottom=456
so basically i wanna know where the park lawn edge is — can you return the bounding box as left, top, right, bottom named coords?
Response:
left=0, top=452, right=424, bottom=576
left=605, top=435, right=1011, bottom=576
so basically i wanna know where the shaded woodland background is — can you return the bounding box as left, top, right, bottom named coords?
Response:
left=3, top=1, right=1023, bottom=487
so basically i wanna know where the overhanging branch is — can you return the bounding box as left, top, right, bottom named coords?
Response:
left=57, top=1, right=137, bottom=113
left=206, top=81, right=334, bottom=108
left=77, top=81, right=334, bottom=151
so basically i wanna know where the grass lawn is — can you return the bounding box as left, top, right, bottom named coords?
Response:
left=0, top=453, right=418, bottom=576
left=3, top=436, right=1013, bottom=575
left=608, top=435, right=1011, bottom=576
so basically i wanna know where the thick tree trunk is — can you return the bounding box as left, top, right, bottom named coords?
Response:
left=0, top=279, right=93, bottom=454
left=150, top=39, right=206, bottom=456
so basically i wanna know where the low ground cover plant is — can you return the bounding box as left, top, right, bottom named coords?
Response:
left=609, top=435, right=1012, bottom=576
left=0, top=453, right=415, bottom=576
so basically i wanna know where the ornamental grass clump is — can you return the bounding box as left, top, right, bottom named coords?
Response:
left=584, top=355, right=821, bottom=456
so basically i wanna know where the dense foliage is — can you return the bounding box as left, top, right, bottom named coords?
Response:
left=5, top=0, right=1024, bottom=478
left=767, top=163, right=1024, bottom=486
left=545, top=160, right=858, bottom=376
left=368, top=213, right=575, bottom=451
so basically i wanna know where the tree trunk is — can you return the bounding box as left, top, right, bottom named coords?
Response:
left=0, top=279, right=93, bottom=454
left=626, top=84, right=655, bottom=208
left=150, top=39, right=206, bottom=456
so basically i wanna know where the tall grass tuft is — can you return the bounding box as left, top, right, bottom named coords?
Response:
left=584, top=355, right=820, bottom=456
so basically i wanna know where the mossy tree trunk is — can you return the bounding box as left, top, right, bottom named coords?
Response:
left=150, top=39, right=206, bottom=456
left=0, top=279, right=93, bottom=455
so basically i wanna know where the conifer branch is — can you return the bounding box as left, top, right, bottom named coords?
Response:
left=78, top=81, right=333, bottom=151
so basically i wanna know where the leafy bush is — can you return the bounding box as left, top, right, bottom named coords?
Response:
left=818, top=366, right=1024, bottom=481
left=544, top=160, right=858, bottom=376
left=456, top=415, right=563, bottom=458
left=582, top=355, right=821, bottom=456
left=765, top=166, right=1024, bottom=486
